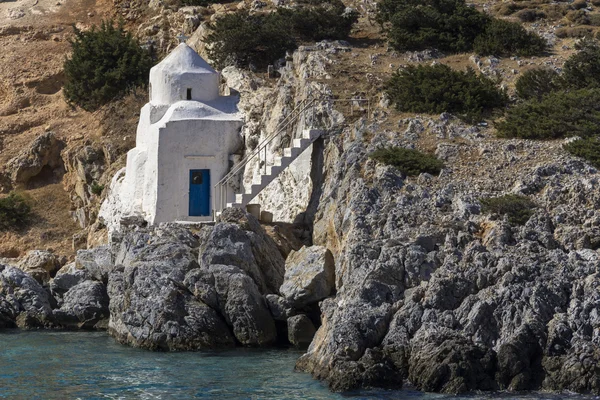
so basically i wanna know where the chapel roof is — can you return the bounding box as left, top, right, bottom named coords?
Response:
left=152, top=43, right=217, bottom=75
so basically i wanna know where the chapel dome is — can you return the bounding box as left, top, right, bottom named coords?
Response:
left=149, top=43, right=220, bottom=105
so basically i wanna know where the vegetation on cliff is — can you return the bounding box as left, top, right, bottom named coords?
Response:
left=63, top=20, right=153, bottom=111
left=376, top=0, right=546, bottom=56
left=206, top=1, right=357, bottom=69
left=480, top=194, right=537, bottom=225
left=369, top=147, right=444, bottom=176
left=564, top=137, right=600, bottom=169
left=386, top=64, right=507, bottom=122
left=0, top=192, right=32, bottom=231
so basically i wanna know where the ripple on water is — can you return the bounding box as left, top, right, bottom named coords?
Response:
left=0, top=331, right=597, bottom=400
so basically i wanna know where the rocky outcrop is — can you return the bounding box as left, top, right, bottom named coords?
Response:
left=107, top=224, right=235, bottom=350
left=295, top=120, right=600, bottom=394
left=16, top=250, right=61, bottom=284
left=52, top=280, right=109, bottom=329
left=0, top=265, right=55, bottom=329
left=107, top=209, right=284, bottom=349
left=287, top=314, right=316, bottom=348
left=5, top=131, right=64, bottom=186
left=280, top=245, right=334, bottom=308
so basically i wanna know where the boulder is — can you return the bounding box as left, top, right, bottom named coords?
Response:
left=280, top=245, right=335, bottom=308
left=265, top=294, right=295, bottom=321
left=5, top=132, right=64, bottom=185
left=202, top=208, right=285, bottom=294
left=74, top=246, right=113, bottom=283
left=287, top=314, right=316, bottom=348
left=107, top=225, right=235, bottom=350
left=50, top=262, right=90, bottom=300
left=209, top=264, right=277, bottom=346
left=52, top=280, right=109, bottom=329
left=0, top=265, right=55, bottom=329
left=17, top=250, right=61, bottom=284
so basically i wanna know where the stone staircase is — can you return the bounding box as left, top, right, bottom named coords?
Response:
left=226, top=129, right=322, bottom=209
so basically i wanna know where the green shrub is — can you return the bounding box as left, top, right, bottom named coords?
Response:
left=571, top=0, right=588, bottom=10
left=480, top=194, right=536, bottom=225
left=377, top=0, right=546, bottom=56
left=496, top=89, right=600, bottom=139
left=556, top=26, right=594, bottom=38
left=369, top=147, right=444, bottom=176
left=515, top=9, right=546, bottom=22
left=206, top=4, right=357, bottom=69
left=206, top=11, right=294, bottom=70
left=63, top=20, right=153, bottom=112
left=90, top=182, right=104, bottom=196
left=385, top=64, right=508, bottom=122
left=377, top=0, right=490, bottom=53
left=565, top=9, right=589, bottom=24
left=562, top=38, right=600, bottom=90
left=515, top=68, right=561, bottom=100
left=564, top=136, right=600, bottom=168
left=0, top=193, right=32, bottom=231
left=278, top=0, right=358, bottom=41
left=473, top=18, right=547, bottom=56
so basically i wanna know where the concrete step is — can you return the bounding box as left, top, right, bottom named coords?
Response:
left=292, top=138, right=312, bottom=148
left=283, top=147, right=302, bottom=158
left=222, top=129, right=324, bottom=214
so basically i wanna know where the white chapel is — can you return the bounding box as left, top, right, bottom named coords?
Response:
left=100, top=43, right=244, bottom=229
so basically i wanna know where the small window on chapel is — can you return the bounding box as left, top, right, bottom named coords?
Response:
left=186, top=88, right=192, bottom=100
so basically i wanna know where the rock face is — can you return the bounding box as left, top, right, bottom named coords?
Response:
left=280, top=245, right=335, bottom=308
left=294, top=121, right=600, bottom=395
left=5, top=131, right=65, bottom=186
left=288, top=314, right=316, bottom=348
left=17, top=250, right=61, bottom=284
left=52, top=280, right=109, bottom=329
left=107, top=209, right=283, bottom=350
left=0, top=265, right=55, bottom=329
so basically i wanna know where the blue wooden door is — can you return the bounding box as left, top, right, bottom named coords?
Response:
left=189, top=169, right=210, bottom=216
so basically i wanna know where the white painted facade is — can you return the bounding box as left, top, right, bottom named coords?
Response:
left=100, top=43, right=243, bottom=230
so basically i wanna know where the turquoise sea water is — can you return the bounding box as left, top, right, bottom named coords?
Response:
left=0, top=330, right=596, bottom=400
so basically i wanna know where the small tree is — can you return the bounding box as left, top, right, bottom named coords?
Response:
left=206, top=4, right=357, bottom=70
left=385, top=64, right=507, bottom=122
left=369, top=147, right=444, bottom=176
left=473, top=18, right=547, bottom=57
left=480, top=194, right=536, bottom=225
left=496, top=89, right=600, bottom=139
left=564, top=137, right=600, bottom=169
left=377, top=0, right=490, bottom=53
left=63, top=20, right=153, bottom=111
left=0, top=193, right=31, bottom=231
left=206, top=11, right=297, bottom=70
left=562, top=38, right=600, bottom=90
left=515, top=68, right=561, bottom=100
left=278, top=0, right=358, bottom=42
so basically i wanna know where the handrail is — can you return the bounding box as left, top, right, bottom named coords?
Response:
left=212, top=96, right=372, bottom=219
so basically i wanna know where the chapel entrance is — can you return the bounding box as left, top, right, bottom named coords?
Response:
left=189, top=169, right=210, bottom=216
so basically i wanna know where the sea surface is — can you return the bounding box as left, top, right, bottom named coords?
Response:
left=0, top=330, right=597, bottom=400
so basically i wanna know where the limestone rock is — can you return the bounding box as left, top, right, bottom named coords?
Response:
left=287, top=314, right=316, bottom=348
left=107, top=225, right=235, bottom=350
left=203, top=208, right=285, bottom=294
left=50, top=262, right=90, bottom=300
left=0, top=265, right=55, bottom=329
left=52, top=280, right=109, bottom=329
left=17, top=250, right=61, bottom=284
left=280, top=245, right=335, bottom=308
left=296, top=120, right=600, bottom=394
left=5, top=132, right=64, bottom=185
left=209, top=264, right=277, bottom=346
